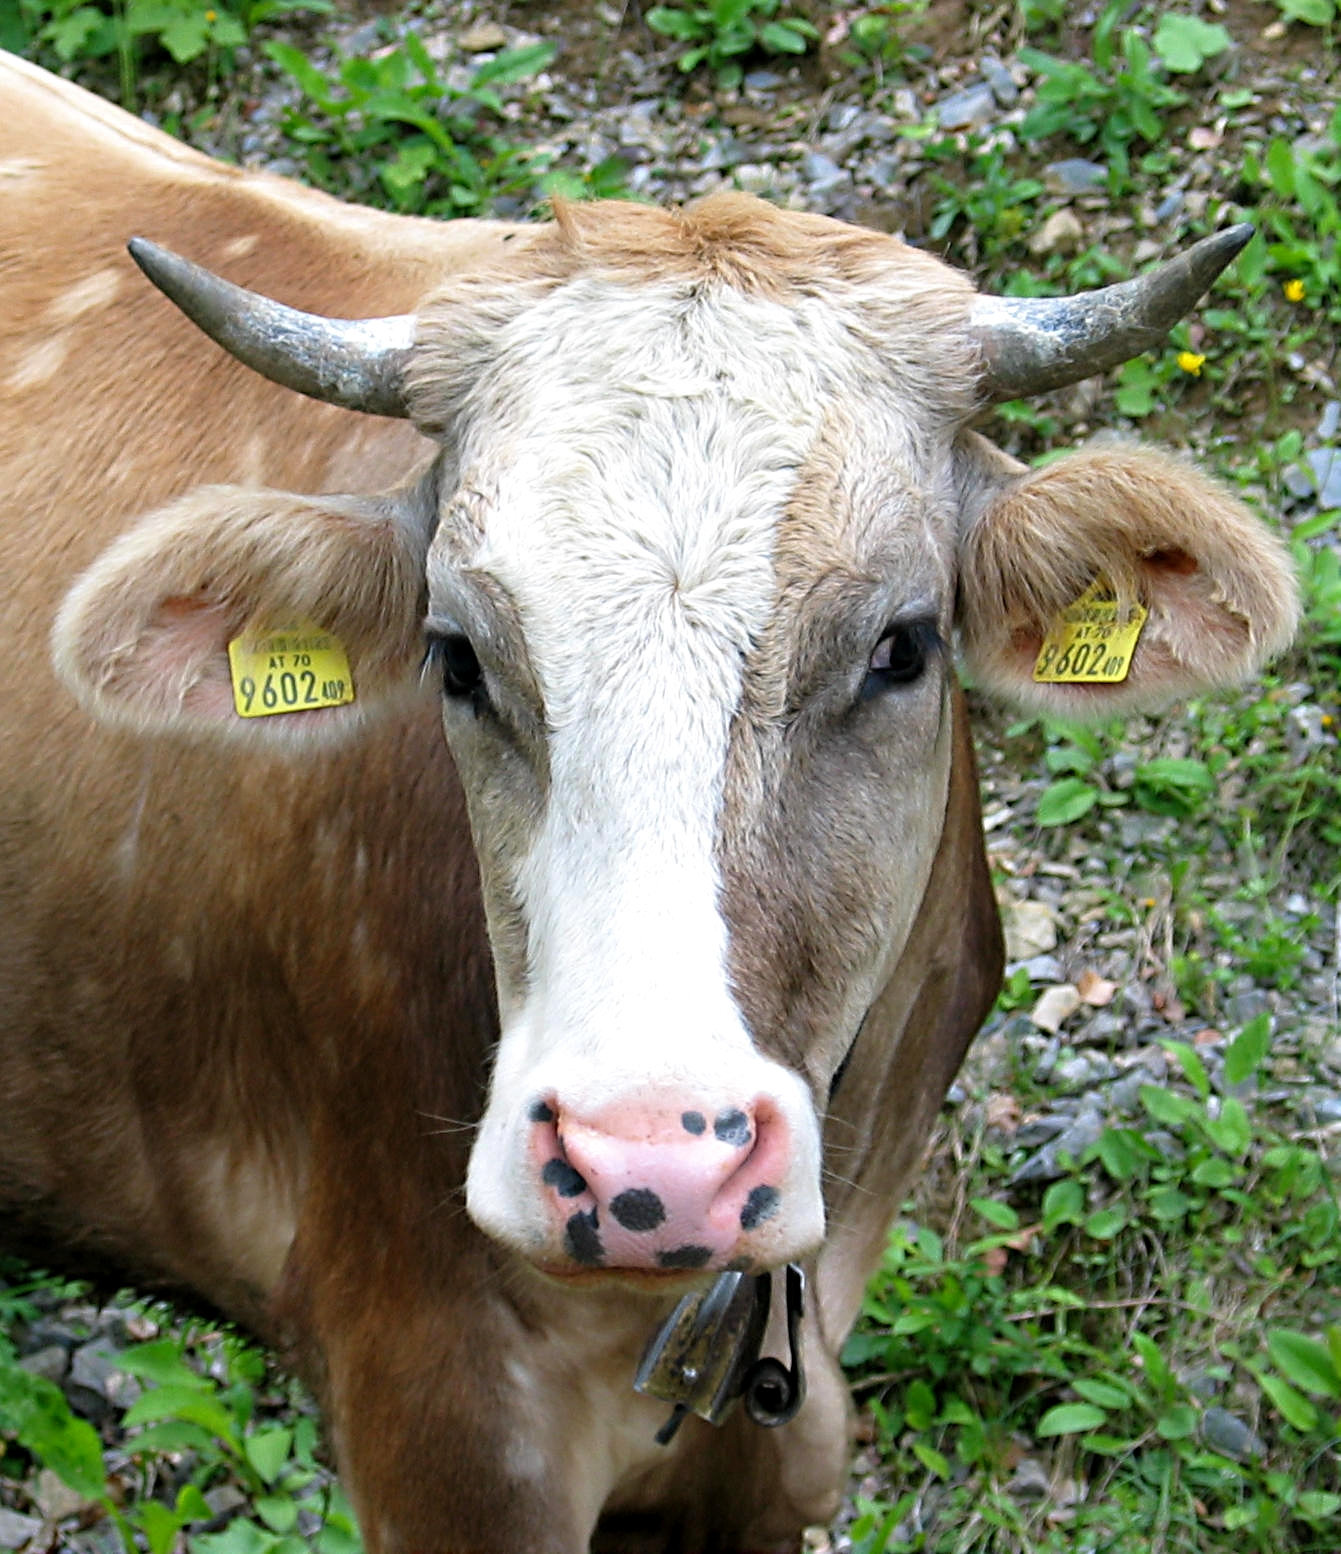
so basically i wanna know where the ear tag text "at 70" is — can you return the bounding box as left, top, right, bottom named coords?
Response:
left=227, top=619, right=355, bottom=717
left=1033, top=578, right=1148, bottom=685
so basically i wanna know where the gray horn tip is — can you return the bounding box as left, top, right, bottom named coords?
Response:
left=123, top=236, right=414, bottom=420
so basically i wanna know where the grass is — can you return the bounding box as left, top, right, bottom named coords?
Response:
left=2, top=1, right=1339, bottom=1551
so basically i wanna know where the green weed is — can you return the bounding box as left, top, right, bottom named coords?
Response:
left=845, top=1024, right=1341, bottom=1552
left=264, top=34, right=570, bottom=218
left=646, top=0, right=817, bottom=88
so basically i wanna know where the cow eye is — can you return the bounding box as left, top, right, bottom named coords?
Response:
left=861, top=621, right=935, bottom=698
left=427, top=633, right=485, bottom=701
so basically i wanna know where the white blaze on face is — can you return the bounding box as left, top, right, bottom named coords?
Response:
left=448, top=279, right=887, bottom=1260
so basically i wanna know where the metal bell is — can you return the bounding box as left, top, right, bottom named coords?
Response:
left=633, top=1264, right=806, bottom=1444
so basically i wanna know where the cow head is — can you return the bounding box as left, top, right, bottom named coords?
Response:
left=53, top=196, right=1298, bottom=1282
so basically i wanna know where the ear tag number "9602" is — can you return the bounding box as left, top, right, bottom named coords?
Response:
left=1033, top=578, right=1148, bottom=685
left=227, top=619, right=355, bottom=718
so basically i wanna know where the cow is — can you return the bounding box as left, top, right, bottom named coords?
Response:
left=0, top=48, right=1298, bottom=1554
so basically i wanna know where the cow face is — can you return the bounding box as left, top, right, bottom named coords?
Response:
left=403, top=207, right=981, bottom=1276
left=53, top=196, right=1299, bottom=1282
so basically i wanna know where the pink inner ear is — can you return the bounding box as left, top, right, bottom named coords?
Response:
left=1143, top=548, right=1199, bottom=577
left=130, top=592, right=241, bottom=721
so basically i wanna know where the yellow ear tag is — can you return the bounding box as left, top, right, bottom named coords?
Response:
left=1033, top=578, right=1148, bottom=685
left=227, top=618, right=355, bottom=718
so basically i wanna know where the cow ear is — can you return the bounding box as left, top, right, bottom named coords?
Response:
left=53, top=484, right=430, bottom=742
left=954, top=437, right=1299, bottom=719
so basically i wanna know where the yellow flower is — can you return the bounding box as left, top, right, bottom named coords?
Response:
left=1323, top=712, right=1335, bottom=728
left=1177, top=350, right=1206, bottom=376
left=1284, top=278, right=1306, bottom=303
left=205, top=8, right=216, bottom=17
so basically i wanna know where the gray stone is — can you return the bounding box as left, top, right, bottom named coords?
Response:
left=19, top=1344, right=69, bottom=1383
left=67, top=1339, right=140, bottom=1418
left=1044, top=158, right=1108, bottom=195
left=1306, top=446, right=1341, bottom=508
left=733, top=164, right=778, bottom=196
left=1011, top=1108, right=1104, bottom=1184
left=1028, top=208, right=1084, bottom=257
left=979, top=55, right=1019, bottom=106
left=1202, top=1406, right=1266, bottom=1461
left=1225, top=988, right=1270, bottom=1028
left=1055, top=1053, right=1116, bottom=1089
left=1007, top=1456, right=1051, bottom=1499
left=1145, top=1129, right=1186, bottom=1162
left=0, top=1509, right=42, bottom=1549
left=935, top=83, right=997, bottom=131
left=802, top=151, right=848, bottom=193
left=458, top=21, right=508, bottom=52
left=1008, top=953, right=1064, bottom=984
left=1319, top=400, right=1341, bottom=440
left=1154, top=190, right=1185, bottom=223
left=1015, top=1115, right=1070, bottom=1149
left=743, top=69, right=783, bottom=91
left=32, top=1468, right=92, bottom=1522
left=1299, top=1089, right=1341, bottom=1125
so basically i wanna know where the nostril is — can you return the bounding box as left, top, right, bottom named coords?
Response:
left=713, top=1108, right=753, bottom=1147
left=541, top=1158, right=587, bottom=1198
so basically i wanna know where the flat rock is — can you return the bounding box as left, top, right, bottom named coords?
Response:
left=0, top=1509, right=42, bottom=1549
left=32, top=1467, right=93, bottom=1522
left=1002, top=899, right=1057, bottom=961
left=936, top=82, right=996, bottom=131
left=1028, top=208, right=1084, bottom=256
left=458, top=22, right=507, bottom=52
left=1202, top=1406, right=1266, bottom=1460
left=1031, top=984, right=1082, bottom=1034
left=1044, top=158, right=1108, bottom=195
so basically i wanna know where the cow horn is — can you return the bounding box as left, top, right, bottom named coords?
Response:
left=970, top=223, right=1254, bottom=402
left=127, top=238, right=415, bottom=419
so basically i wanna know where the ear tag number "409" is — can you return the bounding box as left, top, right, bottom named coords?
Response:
left=227, top=619, right=355, bottom=718
left=1033, top=578, right=1148, bottom=685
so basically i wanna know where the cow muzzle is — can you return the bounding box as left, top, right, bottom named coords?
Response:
left=529, top=1095, right=795, bottom=1274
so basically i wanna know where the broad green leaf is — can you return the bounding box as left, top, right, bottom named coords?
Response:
left=1036, top=777, right=1098, bottom=826
left=904, top=1379, right=935, bottom=1430
left=971, top=1198, right=1019, bottom=1231
left=1153, top=13, right=1231, bottom=72
left=1095, top=1127, right=1146, bottom=1182
left=912, top=1440, right=950, bottom=1478
left=1042, top=1178, right=1084, bottom=1232
left=257, top=1495, right=300, bottom=1534
left=1072, top=1378, right=1131, bottom=1409
left=1225, top=1012, right=1271, bottom=1084
left=1037, top=1402, right=1107, bottom=1436
left=118, top=1339, right=209, bottom=1390
left=137, top=1498, right=187, bottom=1554
left=471, top=42, right=556, bottom=89
left=1156, top=1403, right=1199, bottom=1439
left=1205, top=1097, right=1251, bottom=1157
left=1277, top=0, right=1334, bottom=22
left=1084, top=1206, right=1127, bottom=1239
left=1298, top=1492, right=1341, bottom=1522
left=246, top=1425, right=295, bottom=1485
left=1139, top=1084, right=1199, bottom=1128
left=1161, top=1040, right=1210, bottom=1099
left=1132, top=1332, right=1172, bottom=1392
left=1258, top=1370, right=1318, bottom=1431
left=1267, top=1329, right=1341, bottom=1398
left=0, top=1361, right=106, bottom=1497
left=123, top=1383, right=242, bottom=1446
left=122, top=1419, right=216, bottom=1457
